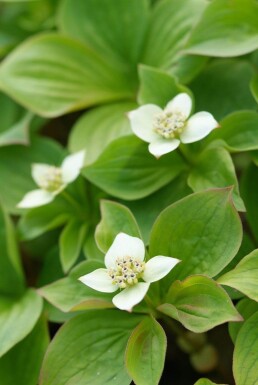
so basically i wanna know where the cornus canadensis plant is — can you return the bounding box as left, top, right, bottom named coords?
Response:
left=17, top=151, right=85, bottom=208
left=128, top=93, right=219, bottom=157
left=79, top=232, right=180, bottom=311
left=1, top=0, right=258, bottom=385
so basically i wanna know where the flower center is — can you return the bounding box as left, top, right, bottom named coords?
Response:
left=38, top=166, right=63, bottom=192
left=108, top=256, right=145, bottom=289
left=153, top=110, right=186, bottom=139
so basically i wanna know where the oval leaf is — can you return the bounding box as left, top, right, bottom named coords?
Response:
left=95, top=200, right=142, bottom=253
left=188, top=146, right=245, bottom=211
left=125, top=317, right=167, bottom=385
left=233, top=311, right=258, bottom=385
left=40, top=310, right=145, bottom=385
left=158, top=275, right=241, bottom=333
left=209, top=111, right=258, bottom=152
left=186, top=0, right=258, bottom=57
left=0, top=289, right=42, bottom=357
left=149, top=188, right=242, bottom=280
left=0, top=317, right=49, bottom=385
left=218, top=249, right=258, bottom=302
left=0, top=34, right=133, bottom=117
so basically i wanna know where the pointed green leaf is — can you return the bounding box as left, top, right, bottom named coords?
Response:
left=190, top=59, right=256, bottom=121
left=251, top=73, right=258, bottom=104
left=0, top=317, right=49, bottom=385
left=69, top=102, right=135, bottom=165
left=188, top=146, right=245, bottom=211
left=186, top=0, right=258, bottom=57
left=40, top=310, right=145, bottom=385
left=59, top=219, right=88, bottom=272
left=142, top=0, right=207, bottom=82
left=149, top=189, right=242, bottom=280
left=233, top=311, right=258, bottom=385
left=209, top=111, right=258, bottom=152
left=83, top=136, right=186, bottom=200
left=229, top=298, right=258, bottom=344
left=194, top=379, right=227, bottom=385
left=0, top=34, right=134, bottom=117
left=138, top=65, right=189, bottom=107
left=0, top=204, right=24, bottom=296
left=125, top=317, right=166, bottom=385
left=0, top=289, right=42, bottom=357
left=240, top=164, right=258, bottom=242
left=158, top=275, right=241, bottom=333
left=95, top=200, right=141, bottom=253
left=218, top=249, right=258, bottom=302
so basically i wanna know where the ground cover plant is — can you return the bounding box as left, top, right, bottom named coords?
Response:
left=0, top=0, right=258, bottom=384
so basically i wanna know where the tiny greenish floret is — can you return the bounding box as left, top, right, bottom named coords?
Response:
left=108, top=256, right=145, bottom=288
left=153, top=110, right=186, bottom=139
left=38, top=166, right=63, bottom=192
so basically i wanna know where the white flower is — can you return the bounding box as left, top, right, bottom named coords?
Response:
left=17, top=150, right=85, bottom=208
left=79, top=232, right=180, bottom=311
left=128, top=93, right=218, bottom=158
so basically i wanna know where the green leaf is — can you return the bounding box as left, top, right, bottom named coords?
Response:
left=188, top=146, right=245, bottom=211
left=0, top=136, right=64, bottom=214
left=142, top=0, right=207, bottom=82
left=229, top=298, right=258, bottom=344
left=0, top=34, right=134, bottom=117
left=149, top=189, right=242, bottom=281
left=0, top=204, right=24, bottom=296
left=186, top=0, right=258, bottom=57
left=233, top=311, right=258, bottom=385
left=68, top=102, right=135, bottom=165
left=240, top=163, right=258, bottom=242
left=125, top=317, right=166, bottom=385
left=0, top=289, right=42, bottom=357
left=95, top=200, right=141, bottom=253
left=0, top=317, right=49, bottom=385
left=18, top=198, right=72, bottom=241
left=40, top=310, right=145, bottom=385
left=83, top=136, right=186, bottom=200
left=39, top=261, right=113, bottom=312
left=125, top=174, right=191, bottom=244
left=59, top=219, right=88, bottom=273
left=83, top=227, right=105, bottom=261
left=158, top=275, right=241, bottom=333
left=209, top=111, right=258, bottom=152
left=217, top=249, right=258, bottom=302
left=0, top=92, right=31, bottom=146
left=137, top=64, right=189, bottom=107
left=194, top=379, right=227, bottom=385
left=189, top=59, right=256, bottom=121
left=251, top=73, right=258, bottom=104
left=58, top=0, right=149, bottom=69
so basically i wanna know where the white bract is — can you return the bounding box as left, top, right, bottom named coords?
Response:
left=128, top=93, right=218, bottom=158
left=79, top=232, right=180, bottom=311
left=17, top=150, right=85, bottom=208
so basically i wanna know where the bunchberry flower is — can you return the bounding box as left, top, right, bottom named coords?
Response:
left=128, top=93, right=218, bottom=158
left=79, top=232, right=180, bottom=311
left=17, top=150, right=85, bottom=208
